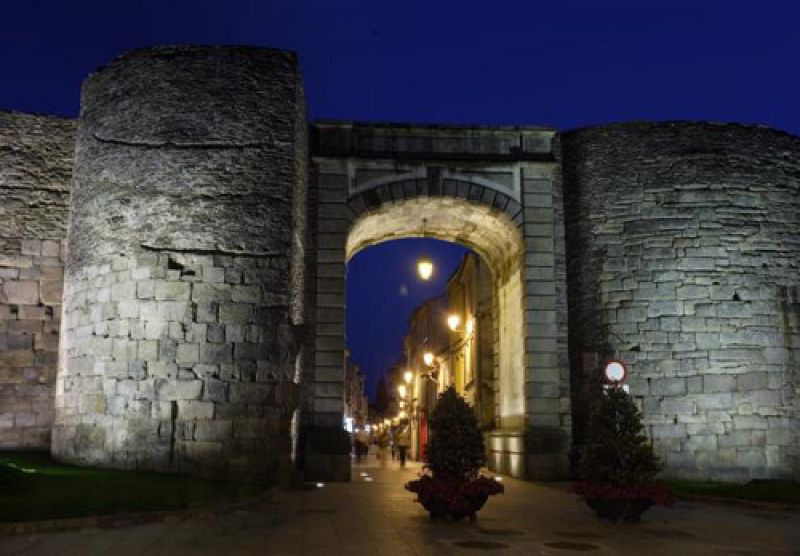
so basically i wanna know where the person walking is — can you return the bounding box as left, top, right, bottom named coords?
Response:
left=354, top=428, right=369, bottom=463
left=377, top=428, right=390, bottom=468
left=396, top=424, right=411, bottom=468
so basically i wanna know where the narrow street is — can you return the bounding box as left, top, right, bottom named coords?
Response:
left=1, top=451, right=798, bottom=555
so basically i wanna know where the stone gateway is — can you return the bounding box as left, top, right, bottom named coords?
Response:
left=0, top=45, right=797, bottom=483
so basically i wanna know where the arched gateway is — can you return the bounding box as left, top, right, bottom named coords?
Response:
left=3, top=46, right=797, bottom=485
left=302, top=123, right=572, bottom=480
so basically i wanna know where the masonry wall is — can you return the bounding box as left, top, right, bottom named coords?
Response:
left=0, top=112, right=74, bottom=449
left=562, top=122, right=800, bottom=481
left=53, top=46, right=307, bottom=480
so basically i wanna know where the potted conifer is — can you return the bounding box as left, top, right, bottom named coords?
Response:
left=572, top=385, right=674, bottom=522
left=405, top=387, right=503, bottom=521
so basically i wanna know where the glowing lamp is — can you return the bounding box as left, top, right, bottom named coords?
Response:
left=417, top=257, right=433, bottom=280
left=423, top=352, right=434, bottom=367
left=404, top=370, right=414, bottom=384
left=447, top=314, right=461, bottom=331
left=397, top=384, right=407, bottom=398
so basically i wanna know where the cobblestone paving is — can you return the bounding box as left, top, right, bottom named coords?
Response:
left=1, top=456, right=798, bottom=555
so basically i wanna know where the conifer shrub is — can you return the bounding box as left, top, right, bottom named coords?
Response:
left=573, top=386, right=674, bottom=512
left=426, top=386, right=487, bottom=481
left=406, top=387, right=502, bottom=520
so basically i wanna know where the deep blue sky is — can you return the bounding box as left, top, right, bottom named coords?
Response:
left=347, top=239, right=467, bottom=398
left=3, top=0, right=799, bottom=398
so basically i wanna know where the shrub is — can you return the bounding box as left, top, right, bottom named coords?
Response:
left=579, top=386, right=662, bottom=486
left=425, top=387, right=486, bottom=481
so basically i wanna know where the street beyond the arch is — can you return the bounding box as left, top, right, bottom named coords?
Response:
left=1, top=454, right=797, bottom=555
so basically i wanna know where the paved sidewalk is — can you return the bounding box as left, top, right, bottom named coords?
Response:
left=1, top=455, right=798, bottom=555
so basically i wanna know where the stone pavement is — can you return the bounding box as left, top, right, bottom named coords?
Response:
left=1, top=455, right=798, bottom=555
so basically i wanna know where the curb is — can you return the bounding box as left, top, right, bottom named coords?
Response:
left=0, top=490, right=283, bottom=537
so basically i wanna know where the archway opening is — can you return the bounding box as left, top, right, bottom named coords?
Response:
left=342, top=197, right=527, bottom=475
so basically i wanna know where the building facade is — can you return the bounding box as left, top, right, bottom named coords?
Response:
left=1, top=46, right=798, bottom=483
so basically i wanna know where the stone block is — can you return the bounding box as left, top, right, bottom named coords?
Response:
left=219, top=303, right=252, bottom=323
left=196, top=301, right=219, bottom=323
left=231, top=285, right=261, bottom=303
left=18, top=305, right=46, bottom=320
left=118, top=300, right=140, bottom=319
left=177, top=400, right=214, bottom=420
left=40, top=280, right=63, bottom=304
left=20, top=240, right=42, bottom=256
left=0, top=350, right=35, bottom=367
left=736, top=448, right=766, bottom=468
left=192, top=283, right=231, bottom=303
left=176, top=343, right=199, bottom=364
left=200, top=343, right=232, bottom=364
left=154, top=281, right=190, bottom=301
left=204, top=379, right=229, bottom=402
left=703, top=374, right=736, bottom=393
left=4, top=281, right=39, bottom=304
left=110, top=281, right=136, bottom=301
left=193, top=420, right=232, bottom=442
left=137, top=280, right=155, bottom=299
left=176, top=379, right=204, bottom=400
left=647, top=301, right=683, bottom=318
left=203, top=267, right=226, bottom=284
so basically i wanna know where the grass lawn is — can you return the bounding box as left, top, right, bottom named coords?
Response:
left=0, top=452, right=268, bottom=523
left=670, top=479, right=800, bottom=506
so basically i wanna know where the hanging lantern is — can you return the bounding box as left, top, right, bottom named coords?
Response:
left=423, top=352, right=434, bottom=367
left=417, top=256, right=433, bottom=280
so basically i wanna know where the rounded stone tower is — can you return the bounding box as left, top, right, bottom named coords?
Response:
left=53, top=46, right=307, bottom=479
left=562, top=122, right=800, bottom=481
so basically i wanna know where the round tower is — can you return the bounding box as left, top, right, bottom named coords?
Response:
left=562, top=122, right=800, bottom=481
left=53, top=46, right=307, bottom=479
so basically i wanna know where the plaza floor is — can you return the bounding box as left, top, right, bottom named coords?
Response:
left=1, top=454, right=798, bottom=555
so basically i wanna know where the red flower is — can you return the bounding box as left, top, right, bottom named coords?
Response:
left=405, top=474, right=504, bottom=518
left=570, top=481, right=675, bottom=507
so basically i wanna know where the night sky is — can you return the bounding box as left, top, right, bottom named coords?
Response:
left=3, top=0, right=799, bottom=398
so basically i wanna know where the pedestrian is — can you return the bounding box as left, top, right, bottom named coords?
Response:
left=354, top=427, right=369, bottom=463
left=396, top=424, right=411, bottom=468
left=377, top=429, right=390, bottom=468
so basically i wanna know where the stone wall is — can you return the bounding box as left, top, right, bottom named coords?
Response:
left=562, top=122, right=800, bottom=481
left=0, top=112, right=74, bottom=449
left=53, top=46, right=307, bottom=480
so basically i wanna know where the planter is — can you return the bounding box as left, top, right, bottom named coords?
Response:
left=585, top=496, right=652, bottom=523
left=571, top=482, right=674, bottom=524
left=406, top=475, right=503, bottom=522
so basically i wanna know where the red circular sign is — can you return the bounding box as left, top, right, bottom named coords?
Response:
left=604, top=359, right=628, bottom=383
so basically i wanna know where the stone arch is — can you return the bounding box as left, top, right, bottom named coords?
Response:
left=304, top=123, right=571, bottom=482
left=346, top=196, right=527, bottom=436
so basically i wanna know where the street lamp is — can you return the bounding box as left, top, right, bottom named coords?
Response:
left=404, top=370, right=414, bottom=384
left=397, top=384, right=407, bottom=398
left=417, top=257, right=433, bottom=280
left=447, top=314, right=461, bottom=331
left=423, top=351, right=434, bottom=367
